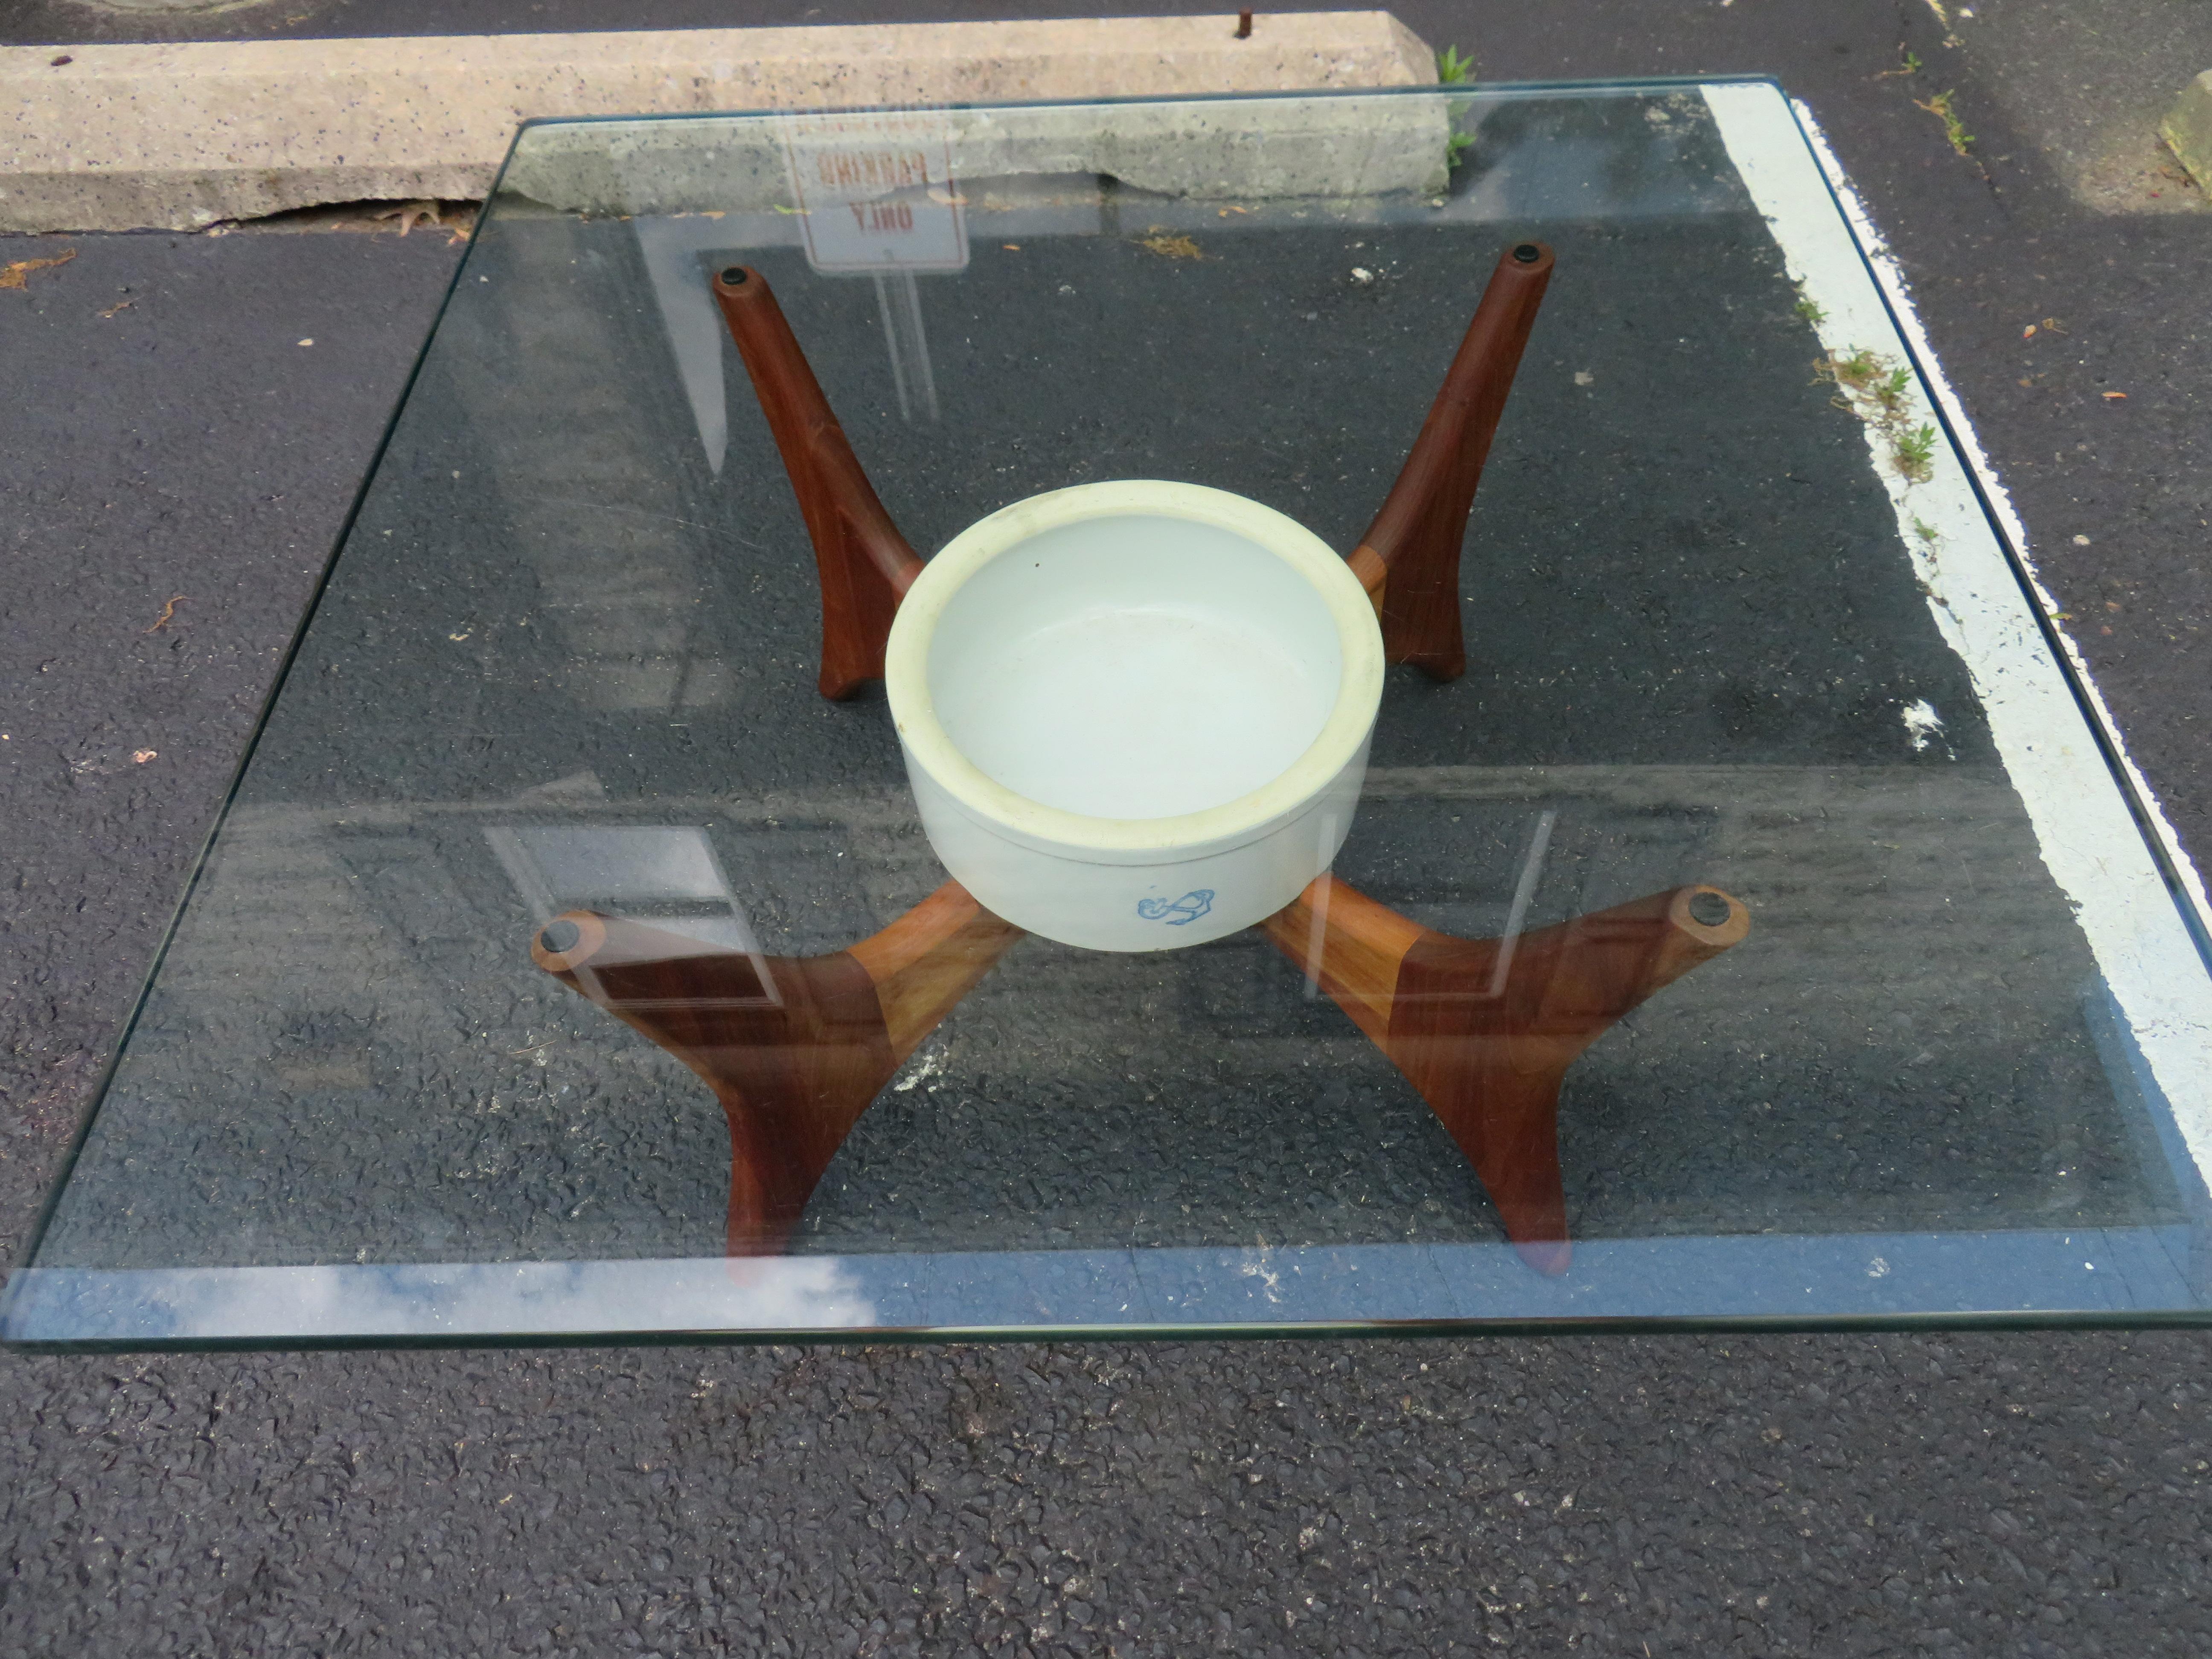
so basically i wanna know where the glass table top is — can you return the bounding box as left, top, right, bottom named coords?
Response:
left=11, top=79, right=2212, bottom=1347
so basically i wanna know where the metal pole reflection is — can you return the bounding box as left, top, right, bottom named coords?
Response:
left=873, top=270, right=940, bottom=422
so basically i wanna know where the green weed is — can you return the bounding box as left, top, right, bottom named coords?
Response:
left=1915, top=89, right=1974, bottom=158
left=1824, top=349, right=1883, bottom=393
left=1438, top=44, right=1477, bottom=172
left=1816, top=349, right=1938, bottom=483
left=1895, top=424, right=1938, bottom=481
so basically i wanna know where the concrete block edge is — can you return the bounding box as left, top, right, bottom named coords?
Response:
left=0, top=12, right=1438, bottom=233
left=2160, top=69, right=2212, bottom=197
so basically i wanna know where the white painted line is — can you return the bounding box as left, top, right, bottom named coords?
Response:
left=1703, top=83, right=2212, bottom=1181
left=1782, top=95, right=2210, bottom=932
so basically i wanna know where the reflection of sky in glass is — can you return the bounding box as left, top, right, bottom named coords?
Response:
left=3, top=1231, right=2192, bottom=1344
left=3, top=1257, right=875, bottom=1343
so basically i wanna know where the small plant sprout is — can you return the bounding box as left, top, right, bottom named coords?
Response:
left=1915, top=90, right=1975, bottom=158
left=1895, top=424, right=1938, bottom=482
left=1912, top=517, right=1940, bottom=545
left=1437, top=44, right=1476, bottom=170
left=1874, top=365, right=1914, bottom=419
left=1793, top=286, right=1827, bottom=326
left=1820, top=349, right=1882, bottom=396
left=1816, top=349, right=1938, bottom=483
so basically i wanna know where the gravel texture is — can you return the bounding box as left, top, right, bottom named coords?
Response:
left=3, top=1, right=2211, bottom=1653
left=6, top=1332, right=2212, bottom=1656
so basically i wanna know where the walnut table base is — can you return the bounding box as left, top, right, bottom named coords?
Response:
left=530, top=238, right=1751, bottom=1273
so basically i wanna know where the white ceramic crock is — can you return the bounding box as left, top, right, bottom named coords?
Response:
left=884, top=480, right=1385, bottom=951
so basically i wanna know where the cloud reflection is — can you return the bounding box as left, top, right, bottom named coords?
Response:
left=2, top=1255, right=875, bottom=1342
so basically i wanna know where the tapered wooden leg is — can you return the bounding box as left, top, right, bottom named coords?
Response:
left=1261, top=874, right=1748, bottom=1273
left=1346, top=241, right=1555, bottom=681
left=532, top=882, right=1022, bottom=1254
left=712, top=264, right=925, bottom=701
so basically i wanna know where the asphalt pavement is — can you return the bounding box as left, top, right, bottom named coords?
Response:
left=3, top=1, right=2210, bottom=1653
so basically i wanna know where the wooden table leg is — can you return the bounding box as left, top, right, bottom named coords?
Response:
left=532, top=882, right=1022, bottom=1253
left=1345, top=241, right=1554, bottom=681
left=1260, top=874, right=1749, bottom=1273
left=712, top=264, right=924, bottom=701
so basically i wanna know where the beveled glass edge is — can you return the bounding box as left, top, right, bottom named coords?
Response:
left=498, top=73, right=1786, bottom=151
left=19, top=1313, right=2212, bottom=1358
left=6, top=1226, right=2204, bottom=1350
left=12, top=77, right=2212, bottom=1350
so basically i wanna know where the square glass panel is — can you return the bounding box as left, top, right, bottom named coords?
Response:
left=10, top=80, right=2211, bottom=1347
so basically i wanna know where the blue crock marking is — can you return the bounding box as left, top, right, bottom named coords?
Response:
left=1137, top=890, right=1214, bottom=925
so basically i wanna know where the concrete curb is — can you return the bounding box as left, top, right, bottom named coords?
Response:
left=0, top=13, right=1435, bottom=233
left=2162, top=69, right=2212, bottom=196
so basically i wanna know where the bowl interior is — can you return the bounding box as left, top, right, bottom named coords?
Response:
left=925, top=511, right=1345, bottom=821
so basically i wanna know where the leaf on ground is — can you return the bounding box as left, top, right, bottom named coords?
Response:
left=1, top=248, right=76, bottom=291
left=1135, top=230, right=1203, bottom=260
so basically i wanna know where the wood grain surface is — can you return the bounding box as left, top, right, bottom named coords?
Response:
left=1350, top=240, right=1554, bottom=679
left=533, top=882, right=1021, bottom=1253
left=714, top=263, right=924, bottom=700
left=1263, top=873, right=1748, bottom=1272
